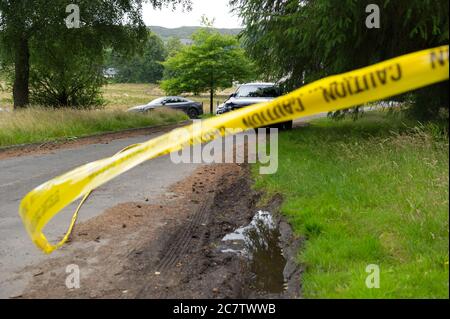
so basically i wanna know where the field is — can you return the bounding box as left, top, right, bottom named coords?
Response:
left=0, top=83, right=233, bottom=147
left=102, top=83, right=233, bottom=113
left=1, top=82, right=233, bottom=113
left=253, top=113, right=449, bottom=298
left=0, top=79, right=11, bottom=109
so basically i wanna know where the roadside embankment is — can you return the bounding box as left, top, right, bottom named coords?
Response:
left=252, top=113, right=449, bottom=298
left=0, top=107, right=188, bottom=148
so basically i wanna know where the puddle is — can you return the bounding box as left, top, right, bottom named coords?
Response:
left=220, top=211, right=287, bottom=294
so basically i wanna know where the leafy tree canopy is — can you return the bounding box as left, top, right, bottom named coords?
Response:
left=161, top=27, right=255, bottom=112
left=106, top=32, right=167, bottom=84
left=165, top=37, right=185, bottom=57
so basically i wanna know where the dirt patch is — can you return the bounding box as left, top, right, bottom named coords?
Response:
left=0, top=121, right=190, bottom=160
left=19, top=163, right=301, bottom=299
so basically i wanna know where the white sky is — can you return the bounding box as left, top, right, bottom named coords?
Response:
left=142, top=0, right=243, bottom=29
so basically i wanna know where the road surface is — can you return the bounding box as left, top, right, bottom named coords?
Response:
left=0, top=129, right=204, bottom=298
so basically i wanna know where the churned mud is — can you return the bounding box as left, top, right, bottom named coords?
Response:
left=18, top=163, right=301, bottom=299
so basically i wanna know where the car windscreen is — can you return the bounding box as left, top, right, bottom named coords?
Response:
left=236, top=85, right=281, bottom=98
left=148, top=97, right=166, bottom=105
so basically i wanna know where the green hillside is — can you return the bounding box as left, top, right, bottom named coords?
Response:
left=149, top=25, right=242, bottom=41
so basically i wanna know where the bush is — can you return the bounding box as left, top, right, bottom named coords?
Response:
left=28, top=30, right=107, bottom=109
left=408, top=82, right=449, bottom=123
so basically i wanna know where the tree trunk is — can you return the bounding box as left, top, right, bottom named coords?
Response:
left=210, top=70, right=214, bottom=114
left=210, top=87, right=214, bottom=114
left=13, top=36, right=30, bottom=108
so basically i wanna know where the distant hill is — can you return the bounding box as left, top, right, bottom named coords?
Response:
left=149, top=26, right=242, bottom=43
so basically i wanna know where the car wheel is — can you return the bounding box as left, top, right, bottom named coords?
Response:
left=188, top=108, right=199, bottom=119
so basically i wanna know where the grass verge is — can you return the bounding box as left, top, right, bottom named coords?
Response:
left=0, top=107, right=188, bottom=147
left=253, top=113, right=449, bottom=298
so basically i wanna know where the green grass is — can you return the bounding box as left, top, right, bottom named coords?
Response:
left=0, top=107, right=188, bottom=147
left=0, top=82, right=235, bottom=147
left=253, top=113, right=449, bottom=298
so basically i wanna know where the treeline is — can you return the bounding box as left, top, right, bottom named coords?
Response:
left=2, top=0, right=447, bottom=121
left=104, top=24, right=247, bottom=85
left=0, top=0, right=192, bottom=109
left=0, top=0, right=250, bottom=110
left=149, top=25, right=241, bottom=40
left=104, top=34, right=182, bottom=84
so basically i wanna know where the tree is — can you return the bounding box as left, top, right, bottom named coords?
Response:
left=0, top=0, right=192, bottom=108
left=29, top=28, right=106, bottom=107
left=165, top=37, right=184, bottom=57
left=231, top=0, right=449, bottom=121
left=106, top=32, right=167, bottom=84
left=161, top=28, right=255, bottom=113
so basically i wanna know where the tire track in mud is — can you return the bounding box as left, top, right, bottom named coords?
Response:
left=156, top=194, right=214, bottom=271
left=138, top=165, right=302, bottom=299
left=139, top=168, right=257, bottom=299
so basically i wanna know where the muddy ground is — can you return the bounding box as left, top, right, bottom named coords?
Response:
left=18, top=163, right=301, bottom=299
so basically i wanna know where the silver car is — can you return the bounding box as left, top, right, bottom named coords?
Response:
left=128, top=96, right=204, bottom=119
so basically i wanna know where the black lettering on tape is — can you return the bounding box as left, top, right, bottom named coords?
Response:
left=431, top=47, right=449, bottom=69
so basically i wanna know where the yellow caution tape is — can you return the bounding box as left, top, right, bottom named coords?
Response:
left=19, top=45, right=449, bottom=254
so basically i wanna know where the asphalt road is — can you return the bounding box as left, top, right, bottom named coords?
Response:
left=0, top=130, right=204, bottom=298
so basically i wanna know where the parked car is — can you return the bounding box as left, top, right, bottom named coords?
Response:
left=216, top=83, right=293, bottom=130
left=128, top=96, right=203, bottom=119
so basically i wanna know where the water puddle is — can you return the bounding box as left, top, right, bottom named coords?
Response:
left=220, top=211, right=287, bottom=294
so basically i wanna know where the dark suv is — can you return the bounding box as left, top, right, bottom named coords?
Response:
left=216, top=83, right=293, bottom=130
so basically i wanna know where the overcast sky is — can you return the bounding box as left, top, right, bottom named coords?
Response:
left=142, top=0, right=243, bottom=29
